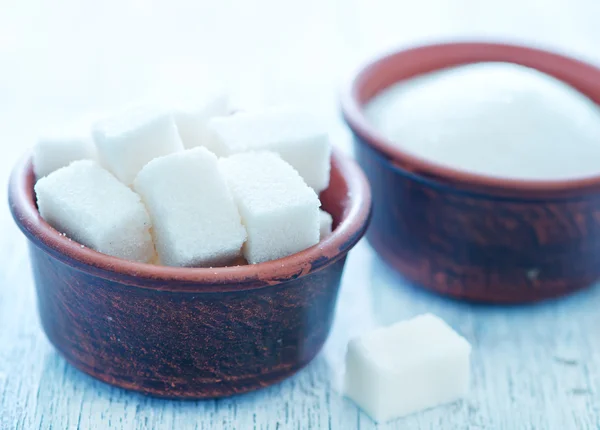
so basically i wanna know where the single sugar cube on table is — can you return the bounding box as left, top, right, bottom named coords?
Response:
left=319, top=210, right=333, bottom=239
left=208, top=108, right=332, bottom=192
left=33, top=129, right=96, bottom=179
left=219, top=151, right=321, bottom=264
left=93, top=107, right=184, bottom=186
left=344, top=313, right=471, bottom=423
left=171, top=89, right=230, bottom=149
left=34, top=160, right=155, bottom=263
left=134, top=147, right=247, bottom=267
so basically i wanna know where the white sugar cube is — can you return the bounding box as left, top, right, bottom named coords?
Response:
left=344, top=314, right=471, bottom=423
left=208, top=108, right=331, bottom=191
left=134, top=147, right=246, bottom=267
left=319, top=210, right=333, bottom=240
left=33, top=129, right=96, bottom=179
left=172, top=91, right=230, bottom=149
left=93, top=107, right=184, bottom=186
left=35, top=160, right=154, bottom=263
left=219, top=151, right=320, bottom=264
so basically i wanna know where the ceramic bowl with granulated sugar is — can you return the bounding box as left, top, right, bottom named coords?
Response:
left=342, top=41, right=600, bottom=303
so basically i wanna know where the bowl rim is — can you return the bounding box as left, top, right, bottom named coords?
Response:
left=341, top=41, right=600, bottom=198
left=9, top=148, right=371, bottom=292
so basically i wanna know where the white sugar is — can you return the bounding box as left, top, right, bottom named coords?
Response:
left=171, top=90, right=230, bottom=149
left=219, top=151, right=320, bottom=264
left=33, top=127, right=96, bottom=179
left=208, top=107, right=331, bottom=191
left=344, top=314, right=471, bottom=423
left=319, top=209, right=333, bottom=239
left=133, top=147, right=246, bottom=267
left=93, top=106, right=184, bottom=186
left=366, top=62, right=600, bottom=180
left=35, top=160, right=155, bottom=263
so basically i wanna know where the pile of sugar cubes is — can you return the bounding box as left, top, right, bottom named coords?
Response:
left=33, top=94, right=334, bottom=267
left=344, top=313, right=472, bottom=423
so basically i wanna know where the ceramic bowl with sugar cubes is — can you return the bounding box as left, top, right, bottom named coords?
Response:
left=342, top=41, right=600, bottom=303
left=9, top=96, right=371, bottom=398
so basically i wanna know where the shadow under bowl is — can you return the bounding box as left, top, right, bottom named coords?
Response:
left=8, top=148, right=371, bottom=398
left=341, top=41, right=600, bottom=303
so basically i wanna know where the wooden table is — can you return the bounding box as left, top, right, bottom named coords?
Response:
left=2, top=0, right=600, bottom=428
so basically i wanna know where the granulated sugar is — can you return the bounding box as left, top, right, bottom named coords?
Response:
left=365, top=62, right=600, bottom=180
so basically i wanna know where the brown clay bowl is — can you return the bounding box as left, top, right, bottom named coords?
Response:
left=8, top=148, right=371, bottom=398
left=342, top=41, right=600, bottom=303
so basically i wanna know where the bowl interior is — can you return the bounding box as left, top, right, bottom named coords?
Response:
left=9, top=148, right=371, bottom=290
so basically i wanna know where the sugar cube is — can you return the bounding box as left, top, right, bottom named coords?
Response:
left=319, top=210, right=333, bottom=239
left=35, top=160, right=155, bottom=263
left=133, top=147, right=246, bottom=267
left=33, top=129, right=96, bottom=179
left=219, top=151, right=320, bottom=264
left=344, top=314, right=471, bottom=423
left=207, top=108, right=331, bottom=191
left=172, top=91, right=230, bottom=149
left=93, top=107, right=184, bottom=186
